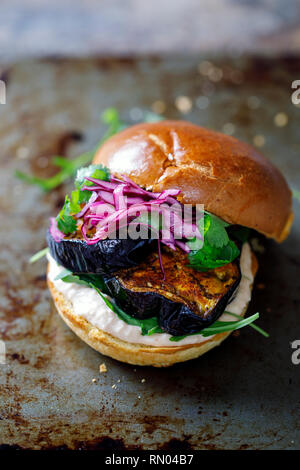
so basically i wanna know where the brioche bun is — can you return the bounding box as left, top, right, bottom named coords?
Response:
left=94, top=120, right=293, bottom=242
left=47, top=252, right=258, bottom=367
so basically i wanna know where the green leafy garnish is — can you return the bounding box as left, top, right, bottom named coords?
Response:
left=225, top=311, right=269, bottom=338
left=169, top=312, right=268, bottom=341
left=15, top=108, right=125, bottom=191
left=188, top=239, right=240, bottom=271
left=187, top=213, right=240, bottom=271
left=54, top=164, right=111, bottom=235
left=69, top=188, right=82, bottom=214
left=205, top=213, right=230, bottom=248
left=75, top=164, right=110, bottom=189
left=29, top=247, right=49, bottom=263
left=56, top=195, right=77, bottom=235
left=69, top=164, right=111, bottom=213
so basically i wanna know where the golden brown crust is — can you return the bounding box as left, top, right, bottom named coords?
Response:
left=94, top=121, right=292, bottom=242
left=47, top=252, right=258, bottom=367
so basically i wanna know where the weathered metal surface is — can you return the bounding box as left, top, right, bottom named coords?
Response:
left=0, top=56, right=299, bottom=450
left=1, top=0, right=300, bottom=61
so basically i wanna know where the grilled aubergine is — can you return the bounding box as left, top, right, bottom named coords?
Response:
left=104, top=247, right=241, bottom=336
left=47, top=230, right=154, bottom=275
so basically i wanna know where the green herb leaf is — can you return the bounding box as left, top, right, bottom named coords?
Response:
left=187, top=212, right=240, bottom=271
left=200, top=313, right=260, bottom=336
left=56, top=195, right=77, bottom=235
left=170, top=312, right=265, bottom=341
left=205, top=213, right=230, bottom=248
left=29, top=247, right=50, bottom=263
left=59, top=271, right=109, bottom=293
left=69, top=164, right=111, bottom=213
left=102, top=299, right=163, bottom=336
left=75, top=164, right=110, bottom=188
left=54, top=267, right=73, bottom=280
left=188, top=239, right=240, bottom=271
left=224, top=311, right=269, bottom=338
left=69, top=189, right=81, bottom=214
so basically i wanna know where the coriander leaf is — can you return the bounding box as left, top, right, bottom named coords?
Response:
left=69, top=189, right=81, bottom=214
left=188, top=239, right=240, bottom=271
left=205, top=213, right=230, bottom=248
left=56, top=195, right=77, bottom=235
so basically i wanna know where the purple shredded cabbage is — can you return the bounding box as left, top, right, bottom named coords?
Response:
left=51, top=173, right=203, bottom=272
left=49, top=217, right=65, bottom=242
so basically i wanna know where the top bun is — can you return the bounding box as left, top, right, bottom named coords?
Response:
left=94, top=120, right=293, bottom=242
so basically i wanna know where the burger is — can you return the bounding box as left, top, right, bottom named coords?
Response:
left=46, top=121, right=293, bottom=367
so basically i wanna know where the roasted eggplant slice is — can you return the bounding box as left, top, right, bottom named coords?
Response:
left=47, top=231, right=154, bottom=275
left=104, top=247, right=241, bottom=336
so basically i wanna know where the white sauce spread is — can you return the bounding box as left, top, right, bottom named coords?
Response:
left=47, top=243, right=253, bottom=347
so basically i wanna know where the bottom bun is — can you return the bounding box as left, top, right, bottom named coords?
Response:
left=47, top=252, right=258, bottom=367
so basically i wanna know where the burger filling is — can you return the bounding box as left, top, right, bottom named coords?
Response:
left=46, top=164, right=265, bottom=341
left=47, top=242, right=254, bottom=347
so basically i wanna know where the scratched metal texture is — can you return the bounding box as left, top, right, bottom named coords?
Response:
left=0, top=57, right=299, bottom=450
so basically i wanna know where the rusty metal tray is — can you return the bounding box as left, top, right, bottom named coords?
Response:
left=0, top=56, right=299, bottom=450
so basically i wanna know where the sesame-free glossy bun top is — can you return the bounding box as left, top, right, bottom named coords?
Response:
left=93, top=120, right=293, bottom=241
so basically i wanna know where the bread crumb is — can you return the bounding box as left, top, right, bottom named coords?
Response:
left=141, top=378, right=146, bottom=383
left=99, top=363, right=107, bottom=373
left=92, top=378, right=97, bottom=383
